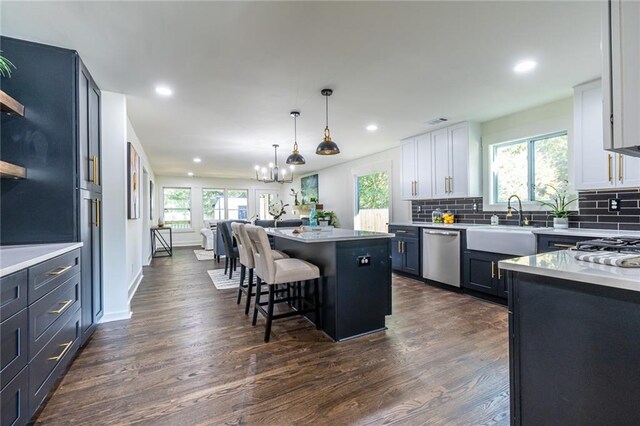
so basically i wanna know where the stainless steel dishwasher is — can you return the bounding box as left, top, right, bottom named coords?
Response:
left=422, top=229, right=461, bottom=287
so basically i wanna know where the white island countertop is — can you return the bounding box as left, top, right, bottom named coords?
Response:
left=388, top=222, right=483, bottom=230
left=266, top=228, right=394, bottom=243
left=0, top=242, right=83, bottom=278
left=499, top=250, right=640, bottom=293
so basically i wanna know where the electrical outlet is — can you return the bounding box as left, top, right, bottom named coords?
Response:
left=473, top=203, right=478, bottom=212
left=609, top=198, right=621, bottom=212
left=417, top=205, right=422, bottom=213
left=357, top=255, right=371, bottom=267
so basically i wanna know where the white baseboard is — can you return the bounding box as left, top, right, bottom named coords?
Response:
left=100, top=310, right=132, bottom=323
left=173, top=240, right=201, bottom=247
left=128, top=269, right=143, bottom=303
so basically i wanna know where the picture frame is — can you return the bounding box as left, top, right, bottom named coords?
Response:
left=301, top=174, right=319, bottom=204
left=128, top=142, right=141, bottom=219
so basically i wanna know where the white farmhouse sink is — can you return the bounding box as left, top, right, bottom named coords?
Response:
left=466, top=226, right=538, bottom=256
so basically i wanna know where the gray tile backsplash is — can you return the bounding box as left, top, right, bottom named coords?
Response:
left=411, top=187, right=640, bottom=231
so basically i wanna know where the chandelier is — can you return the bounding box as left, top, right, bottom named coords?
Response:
left=255, top=144, right=294, bottom=184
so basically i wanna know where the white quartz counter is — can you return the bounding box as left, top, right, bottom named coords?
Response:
left=266, top=228, right=393, bottom=243
left=388, top=222, right=482, bottom=230
left=531, top=228, right=640, bottom=238
left=499, top=250, right=640, bottom=293
left=0, top=243, right=83, bottom=277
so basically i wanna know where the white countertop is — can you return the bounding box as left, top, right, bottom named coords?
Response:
left=266, top=228, right=393, bottom=243
left=0, top=243, right=83, bottom=277
left=389, top=222, right=483, bottom=230
left=531, top=228, right=640, bottom=238
left=499, top=250, right=640, bottom=293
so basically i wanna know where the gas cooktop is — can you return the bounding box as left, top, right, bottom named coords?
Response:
left=576, top=237, right=640, bottom=253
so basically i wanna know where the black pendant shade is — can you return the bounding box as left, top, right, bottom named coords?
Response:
left=286, top=111, right=306, bottom=165
left=316, top=89, right=340, bottom=155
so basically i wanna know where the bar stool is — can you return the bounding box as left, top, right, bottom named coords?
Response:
left=245, top=225, right=320, bottom=343
left=231, top=223, right=289, bottom=315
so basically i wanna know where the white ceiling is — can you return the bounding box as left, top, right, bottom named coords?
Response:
left=2, top=1, right=601, bottom=178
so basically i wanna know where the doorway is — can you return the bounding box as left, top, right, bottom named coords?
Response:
left=354, top=171, right=390, bottom=232
left=141, top=169, right=151, bottom=265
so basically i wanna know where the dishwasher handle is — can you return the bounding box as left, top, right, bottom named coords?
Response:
left=424, top=230, right=459, bottom=237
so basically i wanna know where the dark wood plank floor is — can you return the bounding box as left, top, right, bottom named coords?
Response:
left=35, top=247, right=509, bottom=425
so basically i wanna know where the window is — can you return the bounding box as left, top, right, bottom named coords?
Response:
left=492, top=132, right=569, bottom=203
left=203, top=189, right=225, bottom=221
left=354, top=171, right=390, bottom=233
left=226, top=190, right=248, bottom=220
left=163, top=187, right=191, bottom=229
left=202, top=188, right=248, bottom=221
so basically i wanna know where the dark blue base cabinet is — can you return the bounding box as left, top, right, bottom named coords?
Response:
left=508, top=271, right=640, bottom=425
left=389, top=226, right=420, bottom=276
left=0, top=249, right=83, bottom=425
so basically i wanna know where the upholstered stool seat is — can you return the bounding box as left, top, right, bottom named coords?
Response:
left=245, top=225, right=321, bottom=342
left=231, top=222, right=288, bottom=315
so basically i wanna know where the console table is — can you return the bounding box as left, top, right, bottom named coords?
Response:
left=151, top=226, right=173, bottom=257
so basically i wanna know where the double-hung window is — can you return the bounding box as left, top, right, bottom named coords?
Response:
left=163, top=187, right=192, bottom=229
left=202, top=188, right=248, bottom=221
left=492, top=131, right=569, bottom=203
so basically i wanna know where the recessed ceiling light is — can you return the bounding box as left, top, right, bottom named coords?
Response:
left=193, top=157, right=202, bottom=163
left=155, top=85, right=173, bottom=96
left=513, top=60, right=537, bottom=74
left=187, top=172, right=194, bottom=177
left=366, top=124, right=378, bottom=132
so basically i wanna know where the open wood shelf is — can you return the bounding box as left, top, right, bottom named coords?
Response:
left=0, top=160, right=27, bottom=179
left=0, top=90, right=25, bottom=116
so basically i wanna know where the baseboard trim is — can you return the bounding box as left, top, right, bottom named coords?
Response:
left=128, top=270, right=143, bottom=303
left=173, top=240, right=201, bottom=247
left=100, top=310, right=132, bottom=323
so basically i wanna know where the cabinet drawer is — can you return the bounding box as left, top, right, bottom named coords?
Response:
left=388, top=226, right=419, bottom=239
left=28, top=249, right=80, bottom=303
left=0, top=365, right=29, bottom=426
left=1, top=270, right=28, bottom=322
left=29, top=273, right=81, bottom=359
left=537, top=235, right=592, bottom=253
left=1, top=309, right=28, bottom=390
left=29, top=308, right=81, bottom=416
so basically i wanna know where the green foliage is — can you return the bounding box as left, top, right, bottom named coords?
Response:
left=163, top=188, right=191, bottom=228
left=536, top=182, right=577, bottom=218
left=358, top=172, right=389, bottom=210
left=203, top=189, right=224, bottom=220
left=0, top=53, right=16, bottom=78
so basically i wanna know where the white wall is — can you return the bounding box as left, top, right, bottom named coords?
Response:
left=480, top=97, right=573, bottom=210
left=289, top=147, right=411, bottom=230
left=100, top=91, right=155, bottom=322
left=154, top=175, right=284, bottom=246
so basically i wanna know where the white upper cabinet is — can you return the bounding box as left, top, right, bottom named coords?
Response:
left=603, top=0, right=640, bottom=158
left=400, top=134, right=432, bottom=200
left=574, top=79, right=640, bottom=189
left=400, top=122, right=481, bottom=200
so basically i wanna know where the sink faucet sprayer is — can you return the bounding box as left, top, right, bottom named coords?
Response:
left=506, top=194, right=524, bottom=226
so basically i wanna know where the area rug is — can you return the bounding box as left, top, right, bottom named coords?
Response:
left=194, top=249, right=215, bottom=261
left=207, top=268, right=240, bottom=290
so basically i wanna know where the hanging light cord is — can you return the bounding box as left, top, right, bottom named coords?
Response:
left=293, top=114, right=299, bottom=152
left=324, top=93, right=331, bottom=140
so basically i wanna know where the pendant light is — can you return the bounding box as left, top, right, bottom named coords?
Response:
left=286, top=111, right=306, bottom=165
left=316, top=88, right=340, bottom=155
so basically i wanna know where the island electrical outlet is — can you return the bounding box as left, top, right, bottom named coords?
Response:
left=357, top=255, right=372, bottom=267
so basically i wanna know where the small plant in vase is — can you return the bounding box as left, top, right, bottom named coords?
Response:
left=316, top=211, right=328, bottom=226
left=536, top=183, right=577, bottom=229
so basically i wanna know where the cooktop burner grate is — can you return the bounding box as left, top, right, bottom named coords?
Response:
left=575, top=236, right=640, bottom=253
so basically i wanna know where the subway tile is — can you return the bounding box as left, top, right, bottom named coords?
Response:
left=619, top=223, right=640, bottom=231
left=598, top=215, right=640, bottom=223
left=579, top=222, right=619, bottom=230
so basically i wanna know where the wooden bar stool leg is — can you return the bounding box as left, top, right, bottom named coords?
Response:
left=314, top=278, right=320, bottom=329
left=245, top=268, right=254, bottom=315
left=252, top=278, right=262, bottom=326
left=237, top=265, right=246, bottom=304
left=265, top=285, right=275, bottom=342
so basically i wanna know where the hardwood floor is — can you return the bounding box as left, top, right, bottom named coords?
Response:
left=35, top=247, right=509, bottom=425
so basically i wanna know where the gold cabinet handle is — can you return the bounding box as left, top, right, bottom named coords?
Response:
left=47, top=265, right=72, bottom=276
left=618, top=154, right=623, bottom=182
left=497, top=267, right=502, bottom=280
left=397, top=241, right=401, bottom=253
left=90, top=155, right=99, bottom=185
left=552, top=243, right=576, bottom=249
left=401, top=241, right=406, bottom=253
left=491, top=261, right=496, bottom=279
left=95, top=198, right=101, bottom=227
left=608, top=154, right=613, bottom=183
left=448, top=176, right=453, bottom=193
left=49, top=299, right=73, bottom=315
left=444, top=177, right=448, bottom=194
left=48, top=341, right=73, bottom=362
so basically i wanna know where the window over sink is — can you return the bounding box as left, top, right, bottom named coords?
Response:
left=491, top=131, right=569, bottom=203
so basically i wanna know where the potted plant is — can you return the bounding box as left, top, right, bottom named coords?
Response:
left=537, top=183, right=577, bottom=229
left=0, top=52, right=16, bottom=78
left=268, top=199, right=289, bottom=221
left=323, top=210, right=338, bottom=227
left=316, top=211, right=329, bottom=226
